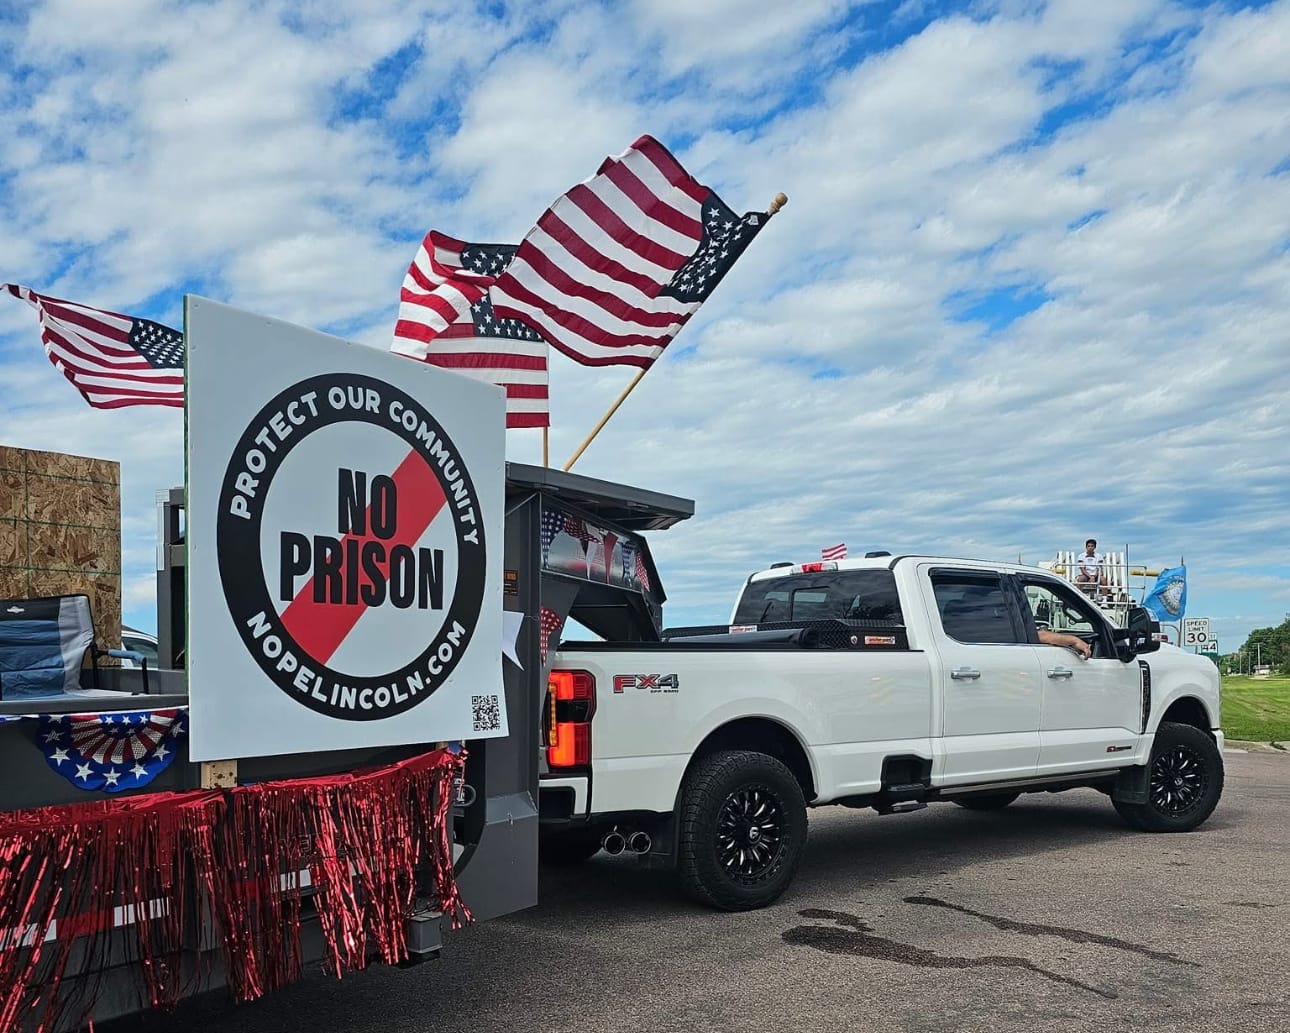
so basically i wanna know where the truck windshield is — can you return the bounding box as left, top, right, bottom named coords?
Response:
left=733, top=570, right=903, bottom=625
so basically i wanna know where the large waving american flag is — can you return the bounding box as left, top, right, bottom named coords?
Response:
left=390, top=232, right=549, bottom=428
left=489, top=136, right=768, bottom=368
left=4, top=283, right=184, bottom=408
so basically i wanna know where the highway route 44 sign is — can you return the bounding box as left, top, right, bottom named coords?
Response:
left=1182, top=617, right=1211, bottom=648
left=186, top=298, right=506, bottom=761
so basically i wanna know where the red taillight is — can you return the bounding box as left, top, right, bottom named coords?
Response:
left=547, top=670, right=595, bottom=768
left=551, top=669, right=595, bottom=703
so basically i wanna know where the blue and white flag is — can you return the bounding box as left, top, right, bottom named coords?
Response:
left=1143, top=566, right=1187, bottom=622
left=36, top=708, right=187, bottom=792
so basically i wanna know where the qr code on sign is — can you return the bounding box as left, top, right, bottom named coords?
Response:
left=471, top=694, right=502, bottom=732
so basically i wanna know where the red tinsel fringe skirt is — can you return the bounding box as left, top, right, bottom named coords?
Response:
left=0, top=747, right=470, bottom=1033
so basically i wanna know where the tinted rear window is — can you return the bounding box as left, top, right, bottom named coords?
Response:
left=733, top=570, right=903, bottom=625
left=931, top=575, right=1020, bottom=644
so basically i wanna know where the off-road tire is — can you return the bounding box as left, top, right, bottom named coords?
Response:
left=954, top=791, right=1021, bottom=811
left=539, top=828, right=603, bottom=865
left=1113, top=721, right=1224, bottom=832
left=677, top=750, right=807, bottom=911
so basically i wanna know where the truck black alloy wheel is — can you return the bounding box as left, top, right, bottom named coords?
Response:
left=1113, top=721, right=1224, bottom=832
left=1150, top=744, right=1205, bottom=813
left=954, top=791, right=1021, bottom=811
left=717, top=785, right=784, bottom=879
left=677, top=750, right=807, bottom=911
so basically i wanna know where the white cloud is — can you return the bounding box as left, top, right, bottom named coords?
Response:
left=2, top=0, right=1288, bottom=661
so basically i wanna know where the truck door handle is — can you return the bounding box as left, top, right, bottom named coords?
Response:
left=950, top=667, right=981, bottom=680
left=1047, top=667, right=1075, bottom=679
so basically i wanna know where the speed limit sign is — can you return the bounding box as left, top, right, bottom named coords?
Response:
left=1182, top=618, right=1210, bottom=647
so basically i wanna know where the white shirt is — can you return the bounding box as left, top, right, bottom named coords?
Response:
left=1078, top=551, right=1102, bottom=577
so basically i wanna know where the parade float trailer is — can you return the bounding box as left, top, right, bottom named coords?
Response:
left=0, top=299, right=692, bottom=1032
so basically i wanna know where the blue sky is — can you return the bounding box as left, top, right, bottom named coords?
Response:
left=1, top=0, right=1288, bottom=653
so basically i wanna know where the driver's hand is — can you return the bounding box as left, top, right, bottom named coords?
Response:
left=1071, top=638, right=1091, bottom=659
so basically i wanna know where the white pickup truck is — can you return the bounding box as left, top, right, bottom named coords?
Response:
left=538, top=554, right=1224, bottom=910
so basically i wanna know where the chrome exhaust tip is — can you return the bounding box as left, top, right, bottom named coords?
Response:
left=602, top=831, right=626, bottom=855
left=627, top=831, right=652, bottom=854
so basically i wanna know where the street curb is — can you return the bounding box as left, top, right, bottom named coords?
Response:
left=1225, top=739, right=1288, bottom=754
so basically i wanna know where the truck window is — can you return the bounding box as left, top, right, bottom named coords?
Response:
left=931, top=574, right=1021, bottom=644
left=733, top=570, right=903, bottom=625
left=1022, top=581, right=1099, bottom=635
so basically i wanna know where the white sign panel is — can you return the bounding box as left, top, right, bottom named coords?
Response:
left=186, top=297, right=507, bottom=761
left=1182, top=617, right=1210, bottom=647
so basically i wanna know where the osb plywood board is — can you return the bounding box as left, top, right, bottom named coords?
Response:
left=0, top=471, right=22, bottom=520
left=25, top=475, right=119, bottom=528
left=0, top=444, right=122, bottom=657
left=0, top=519, right=20, bottom=568
left=25, top=522, right=120, bottom=575
left=0, top=566, right=26, bottom=599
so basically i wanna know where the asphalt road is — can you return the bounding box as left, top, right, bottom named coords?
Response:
left=144, top=751, right=1289, bottom=1033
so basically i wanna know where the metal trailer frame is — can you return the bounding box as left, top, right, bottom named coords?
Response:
left=0, top=461, right=693, bottom=1029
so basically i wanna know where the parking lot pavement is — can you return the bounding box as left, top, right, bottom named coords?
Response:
left=147, top=752, right=1289, bottom=1033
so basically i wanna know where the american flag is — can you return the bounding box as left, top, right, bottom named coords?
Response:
left=621, top=539, right=653, bottom=592
left=4, top=283, right=184, bottom=409
left=562, top=515, right=600, bottom=551
left=36, top=708, right=186, bottom=793
left=538, top=606, right=564, bottom=666
left=490, top=135, right=767, bottom=368
left=562, top=515, right=602, bottom=578
left=540, top=506, right=565, bottom=565
left=621, top=539, right=638, bottom=583
left=822, top=543, right=848, bottom=561
left=390, top=232, right=549, bottom=428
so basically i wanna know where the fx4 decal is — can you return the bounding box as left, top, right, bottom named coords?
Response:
left=613, top=673, right=680, bottom=695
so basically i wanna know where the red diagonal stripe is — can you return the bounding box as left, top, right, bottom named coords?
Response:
left=280, top=450, right=448, bottom=665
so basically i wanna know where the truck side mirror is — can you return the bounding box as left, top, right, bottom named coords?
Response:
left=1116, top=606, right=1160, bottom=657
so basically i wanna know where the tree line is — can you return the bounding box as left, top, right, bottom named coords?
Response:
left=1227, top=614, right=1290, bottom=675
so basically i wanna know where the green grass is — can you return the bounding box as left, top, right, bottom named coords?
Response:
left=1220, top=675, right=1290, bottom=743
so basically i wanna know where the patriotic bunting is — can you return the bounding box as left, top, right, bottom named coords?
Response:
left=37, top=708, right=187, bottom=792
left=538, top=606, right=564, bottom=666
left=540, top=506, right=565, bottom=564
left=1, top=707, right=187, bottom=793
left=620, top=539, right=652, bottom=593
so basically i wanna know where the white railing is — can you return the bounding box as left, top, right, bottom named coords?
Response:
left=1041, top=550, right=1163, bottom=627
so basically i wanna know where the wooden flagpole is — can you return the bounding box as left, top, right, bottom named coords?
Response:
left=562, top=192, right=789, bottom=473
left=561, top=368, right=647, bottom=471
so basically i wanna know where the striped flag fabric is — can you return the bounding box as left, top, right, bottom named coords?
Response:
left=4, top=284, right=184, bottom=409
left=390, top=232, right=549, bottom=429
left=822, top=543, right=848, bottom=561
left=489, top=135, right=768, bottom=368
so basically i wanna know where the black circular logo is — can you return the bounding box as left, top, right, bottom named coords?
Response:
left=217, top=373, right=486, bottom=721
